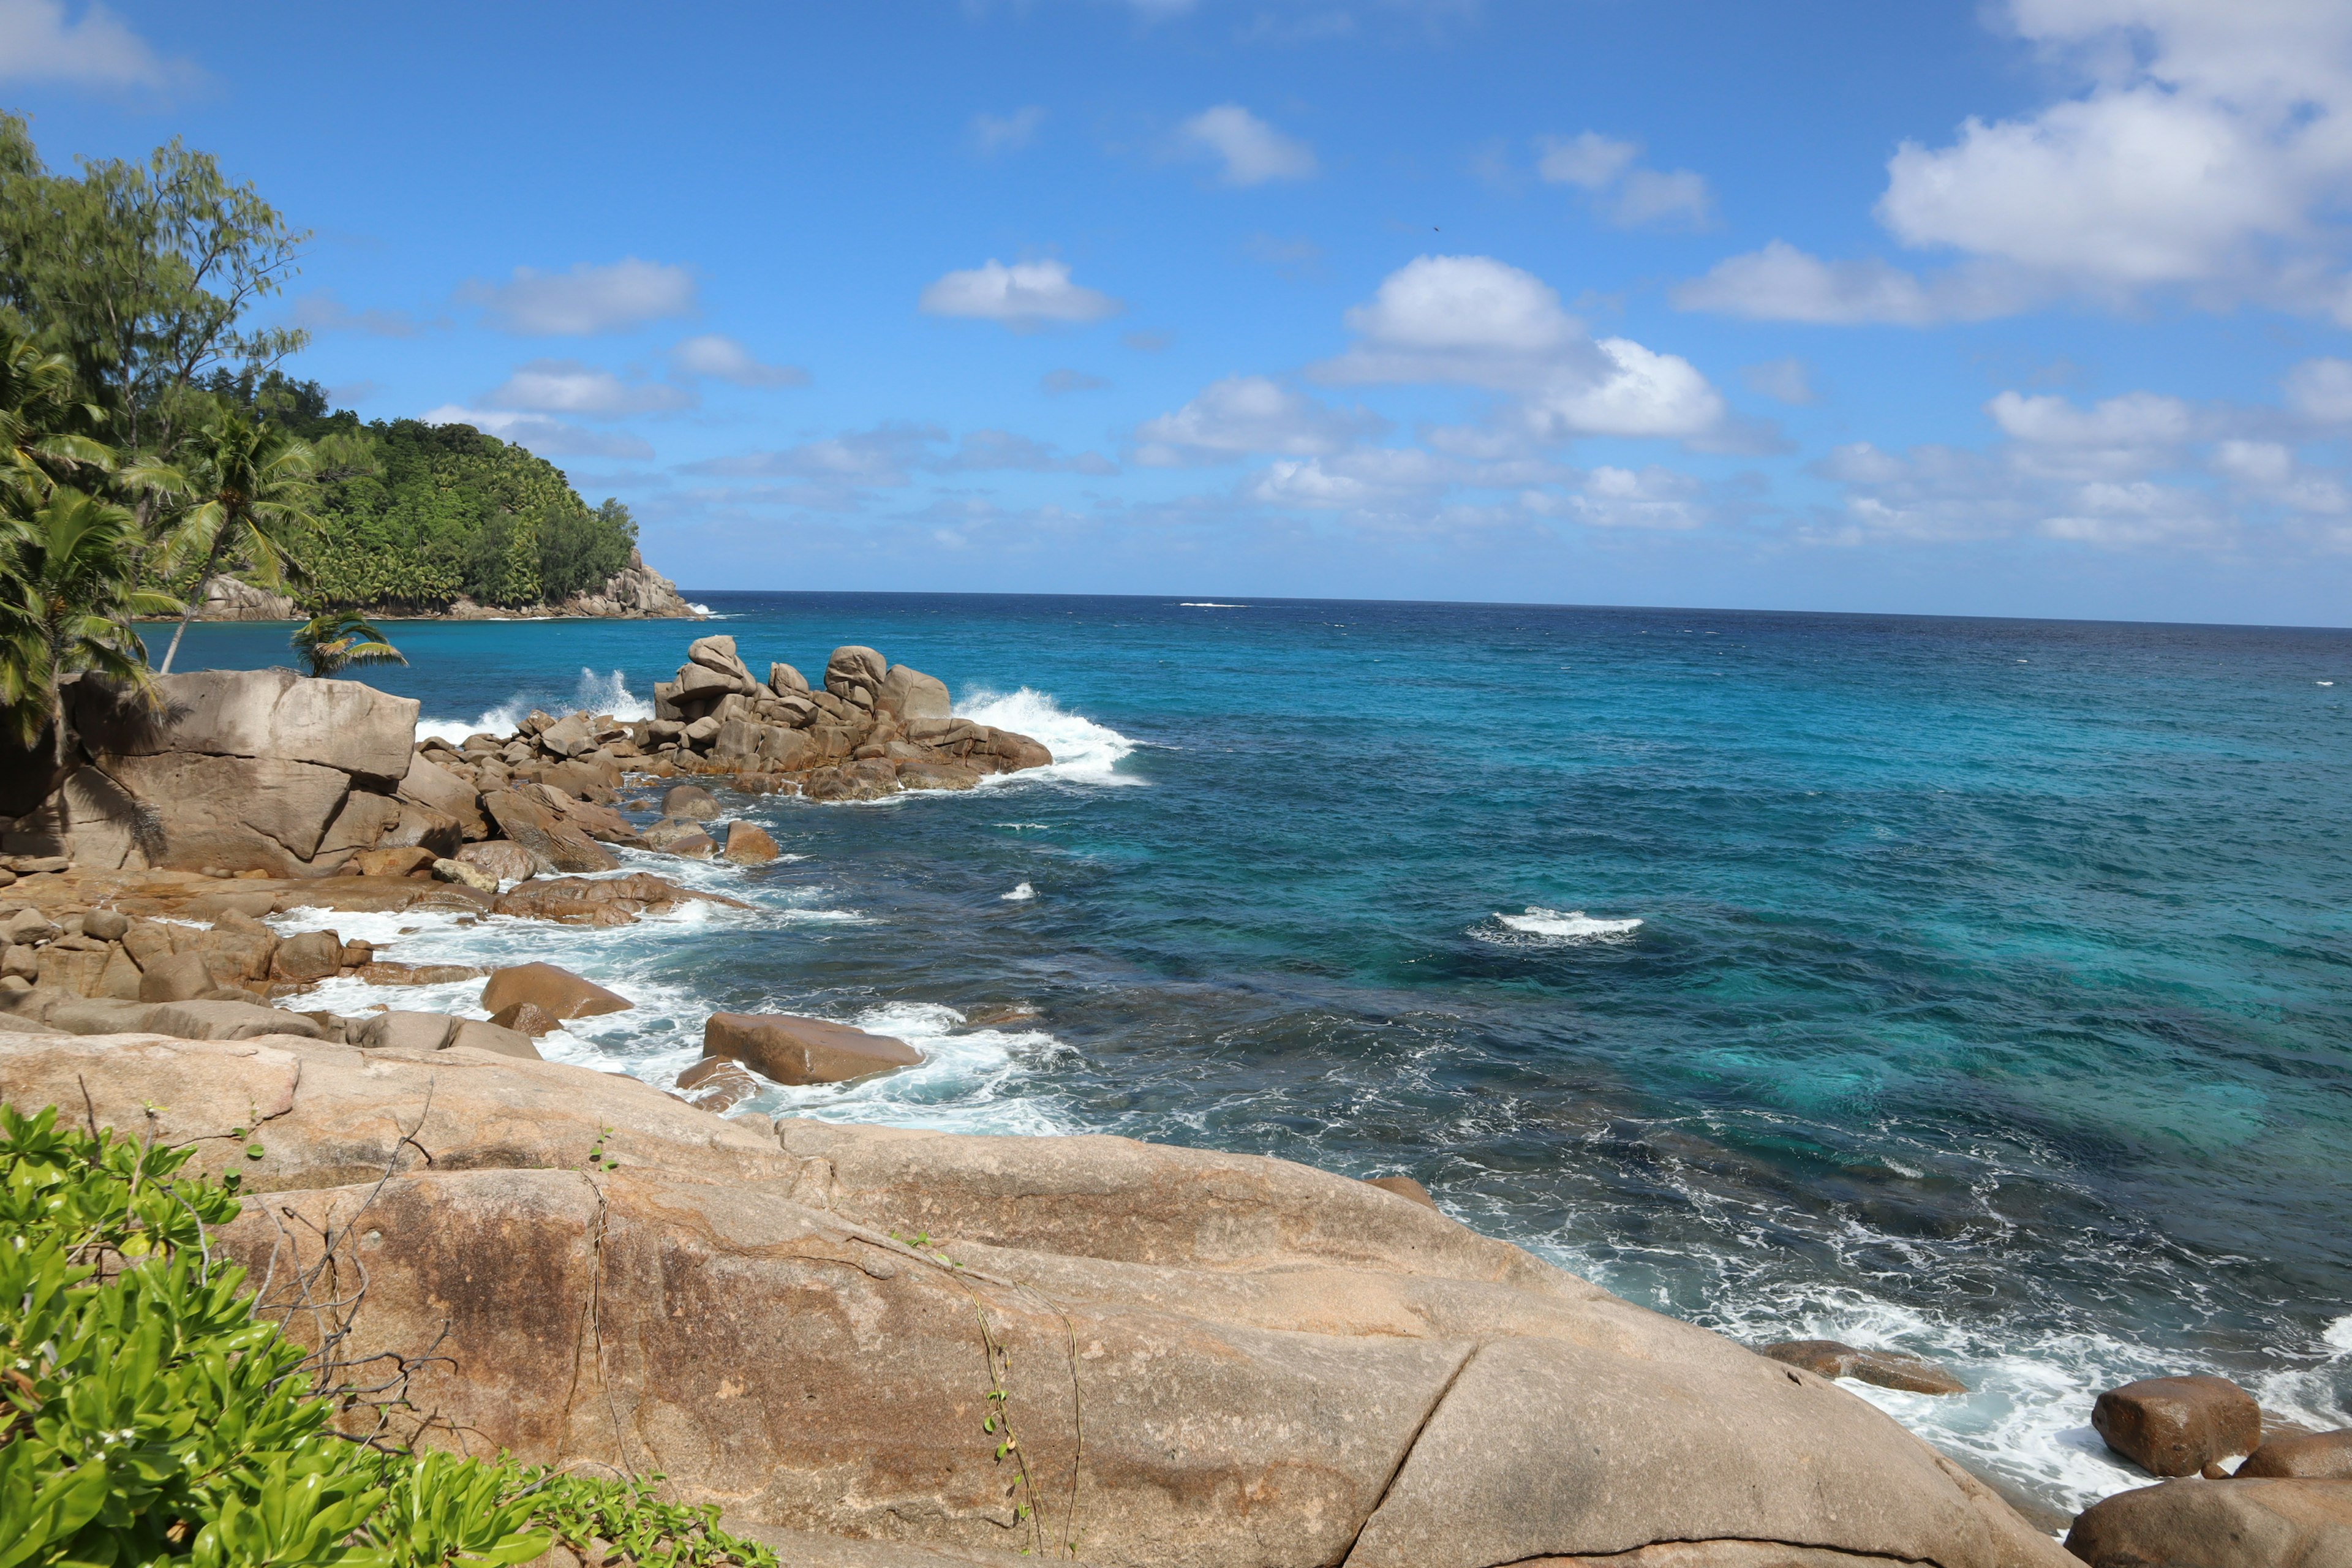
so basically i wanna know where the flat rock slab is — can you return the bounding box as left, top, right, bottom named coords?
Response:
left=703, top=1012, right=920, bottom=1084
left=1760, top=1338, right=1969, bottom=1395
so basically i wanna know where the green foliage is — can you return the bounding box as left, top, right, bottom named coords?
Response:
left=0, top=487, right=179, bottom=760
left=289, top=611, right=404, bottom=679
left=0, top=1106, right=778, bottom=1568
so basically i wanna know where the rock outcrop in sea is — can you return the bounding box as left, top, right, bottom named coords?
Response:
left=183, top=548, right=702, bottom=622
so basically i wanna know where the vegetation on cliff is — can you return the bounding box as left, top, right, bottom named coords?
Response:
left=0, top=1103, right=777, bottom=1568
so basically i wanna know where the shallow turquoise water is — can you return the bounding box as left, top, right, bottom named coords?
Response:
left=174, top=594, right=2352, bottom=1509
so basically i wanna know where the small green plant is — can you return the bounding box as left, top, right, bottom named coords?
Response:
left=288, top=611, right=404, bottom=680
left=0, top=1104, right=774, bottom=1568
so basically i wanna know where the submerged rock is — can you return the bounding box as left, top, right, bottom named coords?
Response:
left=1760, top=1338, right=1970, bottom=1396
left=702, top=1012, right=921, bottom=1085
left=479, top=962, right=633, bottom=1022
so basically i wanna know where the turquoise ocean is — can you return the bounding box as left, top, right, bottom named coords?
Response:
left=172, top=592, right=2352, bottom=1513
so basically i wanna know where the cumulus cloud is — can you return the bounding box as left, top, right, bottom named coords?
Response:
left=420, top=406, right=654, bottom=461
left=0, top=0, right=181, bottom=89
left=1134, top=376, right=1385, bottom=464
left=1312, top=255, right=1730, bottom=442
left=972, top=105, right=1046, bottom=156
left=1681, top=4, right=2352, bottom=322
left=2285, top=358, right=2352, bottom=424
left=1521, top=466, right=1711, bottom=530
left=668, top=333, right=808, bottom=387
left=459, top=258, right=698, bottom=335
left=1177, top=104, right=1319, bottom=186
left=481, top=360, right=692, bottom=418
left=1534, top=130, right=1713, bottom=230
left=919, top=258, right=1122, bottom=329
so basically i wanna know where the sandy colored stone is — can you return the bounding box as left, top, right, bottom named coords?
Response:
left=2067, top=1478, right=2352, bottom=1568
left=703, top=1012, right=919, bottom=1084
left=480, top=962, right=633, bottom=1021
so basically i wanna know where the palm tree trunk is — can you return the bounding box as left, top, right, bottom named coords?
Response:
left=156, top=541, right=225, bottom=676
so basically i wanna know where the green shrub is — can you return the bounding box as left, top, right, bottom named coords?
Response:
left=0, top=1106, right=775, bottom=1568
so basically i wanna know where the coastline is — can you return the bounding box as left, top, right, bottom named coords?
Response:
left=155, top=549, right=706, bottom=625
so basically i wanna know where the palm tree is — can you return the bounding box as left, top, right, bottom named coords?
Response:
left=153, top=408, right=319, bottom=674
left=0, top=488, right=181, bottom=766
left=0, top=326, right=112, bottom=510
left=290, top=609, right=404, bottom=678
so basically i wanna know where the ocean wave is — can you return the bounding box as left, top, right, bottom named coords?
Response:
left=416, top=667, right=652, bottom=744
left=1179, top=602, right=1248, bottom=608
left=1478, top=907, right=1645, bottom=945
left=957, top=687, right=1141, bottom=787
left=1001, top=881, right=1036, bottom=902
left=2328, top=1314, right=2352, bottom=1354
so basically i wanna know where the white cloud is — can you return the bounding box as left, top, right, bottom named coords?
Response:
left=1041, top=368, right=1109, bottom=394
left=1672, top=240, right=2031, bottom=323
left=1177, top=104, right=1319, bottom=186
left=1535, top=132, right=1639, bottom=189
left=420, top=406, right=654, bottom=461
left=1682, top=4, right=2352, bottom=323
left=919, top=258, right=1121, bottom=329
left=1134, top=375, right=1383, bottom=464
left=1313, top=254, right=1732, bottom=443
left=482, top=360, right=692, bottom=418
left=938, top=429, right=1118, bottom=475
left=1744, top=357, right=1819, bottom=405
left=290, top=291, right=423, bottom=338
left=459, top=258, right=698, bottom=335
left=972, top=105, right=1046, bottom=156
left=668, top=333, right=808, bottom=387
left=1531, top=466, right=1710, bottom=530
left=686, top=424, right=943, bottom=486
left=2285, top=358, right=2352, bottom=424
left=1534, top=130, right=1712, bottom=230
left=0, top=0, right=177, bottom=88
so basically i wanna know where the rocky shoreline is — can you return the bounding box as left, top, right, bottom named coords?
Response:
left=0, top=650, right=2345, bottom=1567
left=168, top=548, right=703, bottom=623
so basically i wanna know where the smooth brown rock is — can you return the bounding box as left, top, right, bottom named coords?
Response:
left=356, top=962, right=489, bottom=987
left=398, top=752, right=488, bottom=840
left=722, top=821, right=779, bottom=864
left=73, top=666, right=418, bottom=782
left=2065, top=1479, right=2352, bottom=1568
left=662, top=783, right=720, bottom=820
left=1, top=1035, right=2070, bottom=1568
left=271, top=929, right=345, bottom=984
left=480, top=791, right=622, bottom=875
left=486, top=1001, right=560, bottom=1037
left=350, top=845, right=439, bottom=879
left=81, top=908, right=129, bottom=941
left=2239, top=1430, right=2352, bottom=1479
left=875, top=665, right=951, bottom=722
left=2095, top=1376, right=2263, bottom=1477
left=1761, top=1339, right=1970, bottom=1396
left=141, top=999, right=325, bottom=1042
left=353, top=1011, right=456, bottom=1052
left=1363, top=1174, right=1441, bottom=1210
left=895, top=760, right=982, bottom=791
left=480, top=962, right=633, bottom=1021
left=703, top=1012, right=921, bottom=1085
left=824, top=644, right=887, bottom=707
left=138, top=950, right=217, bottom=1003
left=447, top=1019, right=542, bottom=1060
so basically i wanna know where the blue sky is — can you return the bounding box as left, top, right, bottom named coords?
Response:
left=7, top=0, right=2352, bottom=624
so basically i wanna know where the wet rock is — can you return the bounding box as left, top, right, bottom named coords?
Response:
left=894, top=760, right=982, bottom=791
left=641, top=817, right=714, bottom=856
left=701, top=1012, right=921, bottom=1085
left=2065, top=1478, right=2352, bottom=1567
left=676, top=1055, right=761, bottom=1113
left=486, top=1001, right=560, bottom=1038
left=355, top=962, right=489, bottom=987
left=662, top=784, right=720, bottom=820
left=1363, top=1175, right=1441, bottom=1210
left=480, top=962, right=633, bottom=1022
left=2239, top=1429, right=2352, bottom=1480
left=1760, top=1340, right=1970, bottom=1396
left=481, top=790, right=621, bottom=875
left=2094, top=1376, right=2263, bottom=1477
left=432, top=858, right=499, bottom=894
left=723, top=821, right=779, bottom=864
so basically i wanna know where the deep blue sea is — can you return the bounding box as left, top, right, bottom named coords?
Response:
left=172, top=592, right=2352, bottom=1512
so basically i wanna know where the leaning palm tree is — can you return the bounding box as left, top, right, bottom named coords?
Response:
left=290, top=608, right=404, bottom=678
left=0, top=488, right=181, bottom=766
left=152, top=408, right=319, bottom=674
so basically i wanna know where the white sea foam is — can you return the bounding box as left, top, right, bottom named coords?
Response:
left=957, top=688, right=1141, bottom=787
left=2326, top=1314, right=2352, bottom=1354
left=1179, top=602, right=1248, bottom=608
left=1481, top=907, right=1644, bottom=944
left=416, top=667, right=651, bottom=744
left=1002, top=881, right=1036, bottom=902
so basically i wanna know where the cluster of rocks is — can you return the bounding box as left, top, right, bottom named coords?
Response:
left=2064, top=1374, right=2351, bottom=1565
left=644, top=636, right=1050, bottom=801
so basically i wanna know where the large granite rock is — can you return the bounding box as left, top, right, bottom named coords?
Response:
left=703, top=1012, right=920, bottom=1084
left=0, top=1034, right=2067, bottom=1568
left=877, top=664, right=951, bottom=722
left=2065, top=1478, right=2352, bottom=1567
left=2094, top=1376, right=2263, bottom=1477
left=74, top=666, right=418, bottom=783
